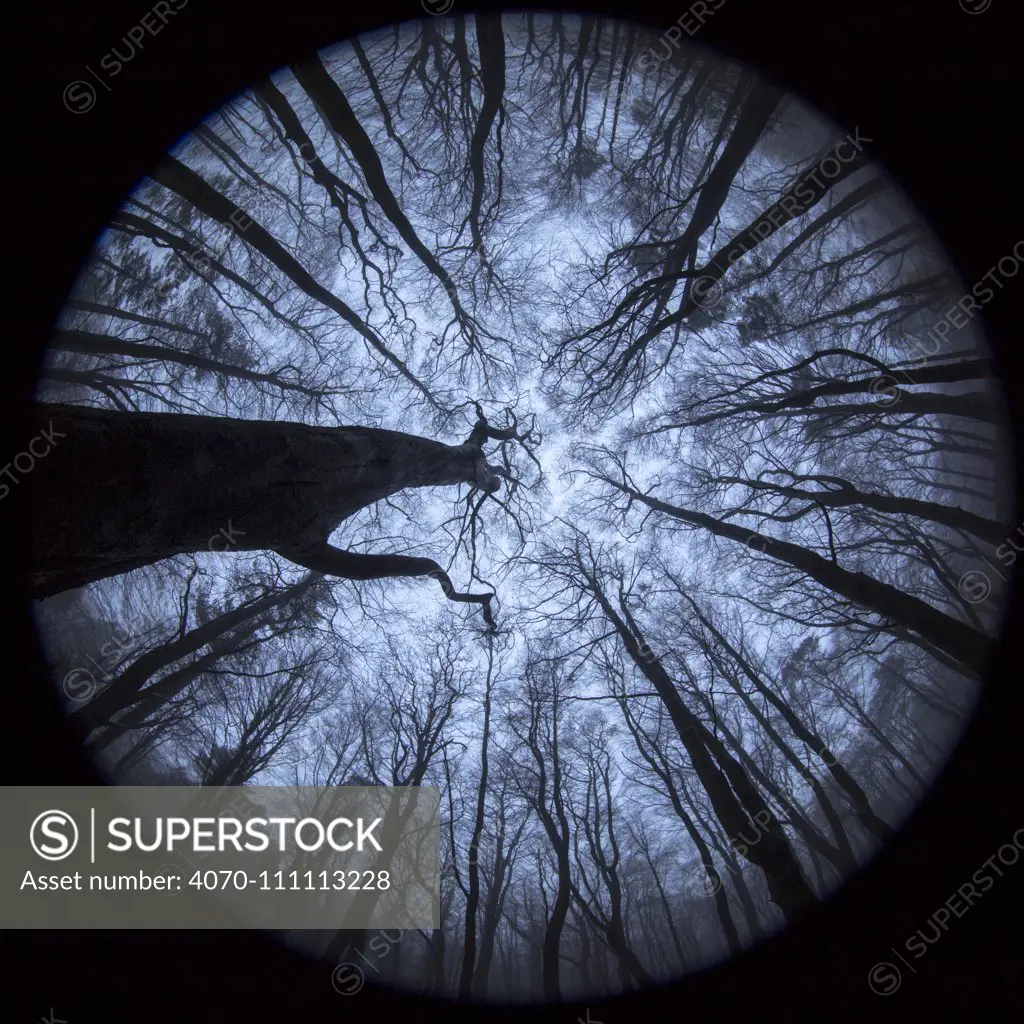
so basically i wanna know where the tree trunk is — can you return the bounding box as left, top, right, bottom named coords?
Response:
left=291, top=56, right=469, bottom=319
left=588, top=575, right=816, bottom=922
left=147, top=155, right=437, bottom=405
left=681, top=591, right=894, bottom=844
left=615, top=696, right=745, bottom=953
left=601, top=476, right=993, bottom=677
left=458, top=637, right=495, bottom=996
left=710, top=473, right=1006, bottom=547
left=71, top=573, right=319, bottom=735
left=64, top=297, right=210, bottom=338
left=50, top=328, right=325, bottom=401
left=30, top=403, right=493, bottom=598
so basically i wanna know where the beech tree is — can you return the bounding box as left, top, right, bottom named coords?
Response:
left=30, top=400, right=540, bottom=625
left=31, top=11, right=1011, bottom=1004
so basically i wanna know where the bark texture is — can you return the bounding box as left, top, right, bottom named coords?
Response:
left=30, top=403, right=494, bottom=597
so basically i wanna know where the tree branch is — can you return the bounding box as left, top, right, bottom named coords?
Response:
left=274, top=542, right=495, bottom=627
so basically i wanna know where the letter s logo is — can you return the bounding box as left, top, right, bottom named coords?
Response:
left=30, top=810, right=79, bottom=861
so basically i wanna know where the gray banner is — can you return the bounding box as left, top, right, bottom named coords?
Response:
left=4, top=786, right=440, bottom=929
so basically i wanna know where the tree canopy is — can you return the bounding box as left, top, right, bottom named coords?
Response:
left=33, top=13, right=1013, bottom=1003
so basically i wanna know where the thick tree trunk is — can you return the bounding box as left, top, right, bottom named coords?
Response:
left=30, top=403, right=493, bottom=598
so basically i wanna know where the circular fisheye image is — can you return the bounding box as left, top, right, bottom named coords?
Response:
left=31, top=11, right=1015, bottom=1004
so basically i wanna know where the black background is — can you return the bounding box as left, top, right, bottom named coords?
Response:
left=7, top=0, right=1021, bottom=1019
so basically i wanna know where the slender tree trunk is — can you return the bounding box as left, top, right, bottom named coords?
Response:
left=473, top=811, right=525, bottom=997
left=616, top=697, right=745, bottom=952
left=458, top=638, right=495, bottom=996
left=87, top=628, right=262, bottom=756
left=680, top=591, right=895, bottom=843
left=588, top=572, right=816, bottom=921
left=692, top=651, right=858, bottom=870
left=647, top=73, right=783, bottom=319
left=726, top=861, right=763, bottom=938
left=679, top=356, right=994, bottom=429
left=147, top=154, right=438, bottom=405
left=465, top=14, right=506, bottom=261
left=71, top=573, right=319, bottom=734
left=619, top=133, right=873, bottom=359
left=64, top=297, right=210, bottom=338
left=694, top=695, right=848, bottom=874
left=711, top=473, right=1006, bottom=546
left=292, top=56, right=470, bottom=323
left=600, top=477, right=993, bottom=676
left=539, top=829, right=572, bottom=997
left=689, top=796, right=764, bottom=940
left=50, top=328, right=326, bottom=400
left=430, top=927, right=447, bottom=995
